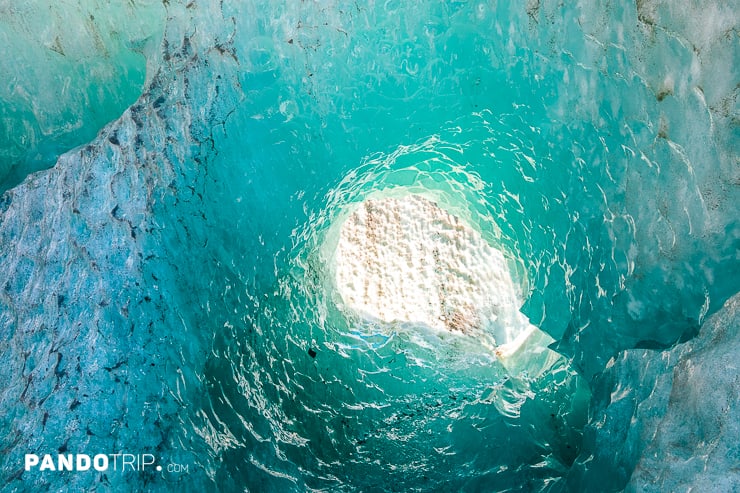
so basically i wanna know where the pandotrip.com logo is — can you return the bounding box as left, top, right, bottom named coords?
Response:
left=24, top=453, right=189, bottom=474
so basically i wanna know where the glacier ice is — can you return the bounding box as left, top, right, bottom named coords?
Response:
left=0, top=0, right=737, bottom=492
left=0, top=0, right=165, bottom=191
left=568, top=292, right=740, bottom=491
left=627, top=294, right=740, bottom=491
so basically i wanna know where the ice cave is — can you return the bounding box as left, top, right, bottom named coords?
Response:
left=0, top=1, right=738, bottom=492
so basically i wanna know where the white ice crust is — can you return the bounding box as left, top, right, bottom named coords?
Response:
left=333, top=194, right=537, bottom=356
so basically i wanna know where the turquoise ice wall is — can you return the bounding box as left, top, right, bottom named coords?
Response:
left=0, top=0, right=165, bottom=191
left=0, top=1, right=737, bottom=491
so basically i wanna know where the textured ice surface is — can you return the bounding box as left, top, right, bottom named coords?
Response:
left=0, top=3, right=229, bottom=490
left=628, top=294, right=740, bottom=491
left=0, top=0, right=165, bottom=191
left=628, top=295, right=740, bottom=492
left=0, top=0, right=737, bottom=491
left=568, top=292, right=740, bottom=491
left=333, top=195, right=534, bottom=350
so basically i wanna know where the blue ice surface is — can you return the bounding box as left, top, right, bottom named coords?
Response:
left=0, top=1, right=737, bottom=492
left=0, top=1, right=165, bottom=192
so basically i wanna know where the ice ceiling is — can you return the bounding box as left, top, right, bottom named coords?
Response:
left=0, top=1, right=737, bottom=492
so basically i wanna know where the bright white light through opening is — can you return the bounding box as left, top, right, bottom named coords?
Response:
left=332, top=194, right=540, bottom=359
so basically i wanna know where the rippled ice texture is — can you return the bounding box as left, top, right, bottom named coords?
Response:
left=0, top=0, right=737, bottom=492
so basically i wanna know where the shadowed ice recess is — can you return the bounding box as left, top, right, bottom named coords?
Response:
left=0, top=1, right=737, bottom=492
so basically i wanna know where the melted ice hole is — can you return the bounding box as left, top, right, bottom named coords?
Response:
left=333, top=194, right=539, bottom=358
